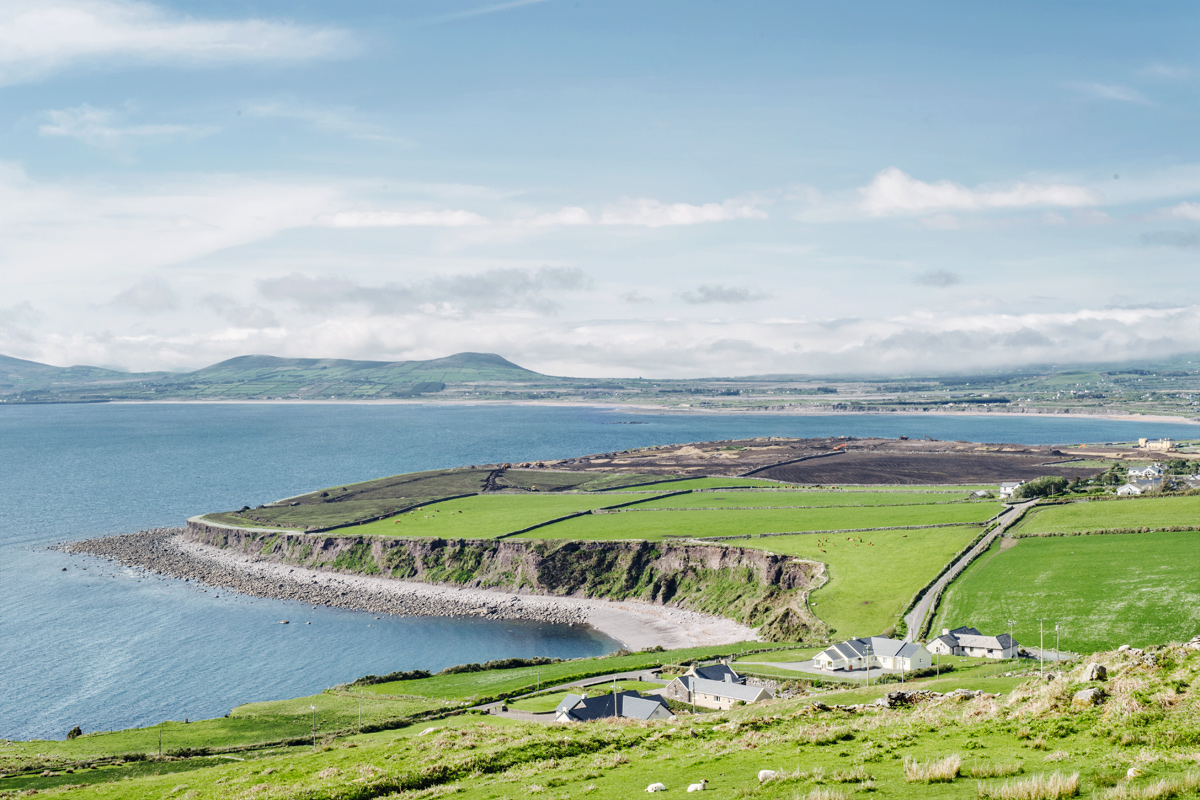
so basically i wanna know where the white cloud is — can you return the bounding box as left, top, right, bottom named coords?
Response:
left=860, top=167, right=1099, bottom=216
left=1161, top=202, right=1200, bottom=222
left=1066, top=81, right=1152, bottom=105
left=40, top=104, right=215, bottom=147
left=518, top=206, right=593, bottom=227
left=242, top=100, right=414, bottom=145
left=1138, top=62, right=1192, bottom=80
left=0, top=0, right=355, bottom=85
left=597, top=198, right=767, bottom=227
left=317, top=210, right=491, bottom=228
left=429, top=0, right=553, bottom=24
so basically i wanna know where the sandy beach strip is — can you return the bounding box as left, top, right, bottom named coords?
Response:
left=67, top=530, right=758, bottom=651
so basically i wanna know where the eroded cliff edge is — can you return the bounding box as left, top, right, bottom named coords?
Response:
left=185, top=519, right=826, bottom=641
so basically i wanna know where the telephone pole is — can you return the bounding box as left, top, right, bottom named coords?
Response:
left=1038, top=619, right=1048, bottom=675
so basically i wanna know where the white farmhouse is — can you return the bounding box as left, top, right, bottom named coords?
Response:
left=999, top=481, right=1026, bottom=498
left=1128, top=463, right=1165, bottom=479
left=927, top=626, right=1019, bottom=659
left=812, top=636, right=931, bottom=672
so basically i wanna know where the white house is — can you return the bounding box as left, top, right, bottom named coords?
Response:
left=661, top=664, right=773, bottom=710
left=927, top=626, right=1019, bottom=659
left=999, top=481, right=1026, bottom=498
left=554, top=691, right=674, bottom=723
left=813, top=636, right=932, bottom=672
left=1128, top=463, right=1165, bottom=479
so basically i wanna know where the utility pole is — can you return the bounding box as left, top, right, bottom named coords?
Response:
left=1008, top=619, right=1017, bottom=670
left=1055, top=624, right=1061, bottom=663
left=310, top=705, right=317, bottom=748
left=865, top=643, right=872, bottom=687
left=158, top=724, right=162, bottom=758
left=357, top=694, right=362, bottom=731
left=1038, top=619, right=1047, bottom=676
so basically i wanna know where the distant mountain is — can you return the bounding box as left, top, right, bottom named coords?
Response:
left=0, top=352, right=554, bottom=403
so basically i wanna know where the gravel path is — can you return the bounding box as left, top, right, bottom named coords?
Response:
left=64, top=529, right=758, bottom=651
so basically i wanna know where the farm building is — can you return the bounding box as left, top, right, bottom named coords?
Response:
left=927, top=626, right=1019, bottom=659
left=554, top=691, right=674, bottom=723
left=661, top=663, right=773, bottom=710
left=999, top=481, right=1026, bottom=498
left=813, top=636, right=931, bottom=672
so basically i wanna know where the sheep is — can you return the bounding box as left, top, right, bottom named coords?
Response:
left=687, top=780, right=708, bottom=792
left=1127, top=767, right=1144, bottom=779
left=646, top=783, right=667, bottom=793
left=758, top=770, right=779, bottom=783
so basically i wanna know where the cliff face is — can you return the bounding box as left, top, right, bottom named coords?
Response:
left=185, top=521, right=826, bottom=641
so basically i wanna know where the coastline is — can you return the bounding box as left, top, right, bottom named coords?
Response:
left=64, top=530, right=758, bottom=651
left=106, top=398, right=1200, bottom=426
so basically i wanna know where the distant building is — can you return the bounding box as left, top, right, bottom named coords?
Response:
left=661, top=663, right=773, bottom=710
left=999, top=481, right=1026, bottom=498
left=554, top=690, right=674, bottom=723
left=927, top=626, right=1019, bottom=659
left=1117, top=480, right=1159, bottom=496
left=813, top=636, right=931, bottom=672
left=1138, top=438, right=1175, bottom=452
left=1128, top=463, right=1165, bottom=479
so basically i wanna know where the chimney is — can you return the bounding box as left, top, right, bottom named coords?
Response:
left=942, top=628, right=950, bottom=636
left=725, top=672, right=733, bottom=683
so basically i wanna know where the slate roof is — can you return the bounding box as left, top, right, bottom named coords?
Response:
left=676, top=676, right=770, bottom=703
left=935, top=627, right=1018, bottom=650
left=817, top=636, right=926, bottom=663
left=555, top=691, right=672, bottom=722
left=692, top=663, right=743, bottom=683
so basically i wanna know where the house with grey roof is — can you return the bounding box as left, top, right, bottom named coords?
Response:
left=1117, top=478, right=1160, bottom=496
left=1128, top=463, right=1166, bottom=479
left=999, top=481, right=1026, bottom=498
left=553, top=690, right=674, bottom=723
left=927, top=626, right=1018, bottom=659
left=661, top=663, right=773, bottom=710
left=813, top=636, right=932, bottom=673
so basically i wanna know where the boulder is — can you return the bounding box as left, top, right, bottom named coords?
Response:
left=1082, top=663, right=1107, bottom=681
left=1072, top=687, right=1105, bottom=709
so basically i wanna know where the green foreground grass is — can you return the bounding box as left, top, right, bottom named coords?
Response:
left=1013, top=494, right=1200, bottom=535
left=933, top=530, right=1200, bottom=653
left=10, top=643, right=1199, bottom=800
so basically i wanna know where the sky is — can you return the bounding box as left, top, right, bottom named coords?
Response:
left=1, top=0, right=1197, bottom=378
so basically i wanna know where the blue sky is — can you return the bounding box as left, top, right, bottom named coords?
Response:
left=1, top=0, right=1197, bottom=377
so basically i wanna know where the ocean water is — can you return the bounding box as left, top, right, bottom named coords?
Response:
left=1, top=402, right=1196, bottom=740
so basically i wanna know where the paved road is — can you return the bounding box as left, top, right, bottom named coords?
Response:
left=904, top=500, right=1037, bottom=642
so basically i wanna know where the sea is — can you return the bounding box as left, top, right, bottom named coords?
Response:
left=2, top=402, right=1196, bottom=741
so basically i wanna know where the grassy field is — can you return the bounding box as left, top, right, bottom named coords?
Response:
left=1012, top=494, right=1200, bottom=535
left=360, top=643, right=773, bottom=702
left=11, top=645, right=1199, bottom=800
left=348, top=493, right=630, bottom=538
left=634, top=490, right=978, bottom=509
left=737, top=527, right=982, bottom=638
left=514, top=503, right=1000, bottom=541
left=932, top=530, right=1200, bottom=652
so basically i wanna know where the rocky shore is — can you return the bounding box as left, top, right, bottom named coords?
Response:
left=63, top=529, right=757, bottom=650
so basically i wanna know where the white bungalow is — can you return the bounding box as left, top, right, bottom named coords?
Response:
left=927, top=627, right=1019, bottom=659
left=999, top=481, right=1026, bottom=498
left=1128, top=463, right=1166, bottom=479
left=813, top=636, right=931, bottom=672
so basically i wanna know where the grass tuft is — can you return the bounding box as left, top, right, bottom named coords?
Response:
left=978, top=771, right=1080, bottom=800
left=970, top=762, right=1025, bottom=779
left=904, top=754, right=962, bottom=783
left=1096, top=771, right=1200, bottom=800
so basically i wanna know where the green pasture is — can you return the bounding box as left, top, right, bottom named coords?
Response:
left=738, top=527, right=981, bottom=638
left=731, top=646, right=822, bottom=664
left=833, top=484, right=999, bottom=492
left=932, top=530, right=1200, bottom=652
left=634, top=490, right=976, bottom=509
left=515, top=503, right=1000, bottom=542
left=1012, top=494, right=1200, bottom=535
left=16, top=647, right=1200, bottom=800
left=360, top=643, right=770, bottom=701
left=13, top=691, right=442, bottom=761
left=497, top=469, right=655, bottom=492
left=350, top=493, right=626, bottom=538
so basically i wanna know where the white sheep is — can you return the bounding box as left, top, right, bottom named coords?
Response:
left=646, top=783, right=667, bottom=793
left=758, top=769, right=778, bottom=783
left=1127, top=767, right=1144, bottom=779
left=687, top=780, right=708, bottom=792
